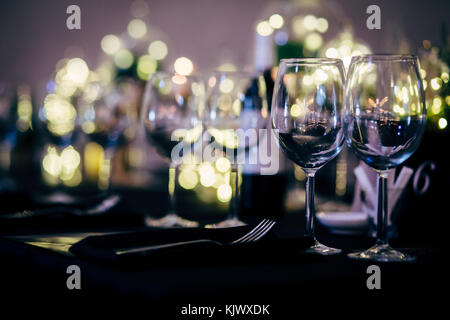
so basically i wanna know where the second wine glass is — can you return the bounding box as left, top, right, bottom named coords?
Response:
left=344, top=55, right=427, bottom=262
left=204, top=71, right=268, bottom=228
left=142, top=72, right=204, bottom=228
left=271, top=58, right=345, bottom=255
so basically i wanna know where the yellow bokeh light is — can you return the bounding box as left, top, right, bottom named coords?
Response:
left=43, top=147, right=62, bottom=177
left=303, top=15, right=317, bottom=31
left=66, top=58, right=89, bottom=85
left=438, top=118, right=447, bottom=129
left=430, top=77, right=442, bottom=91
left=43, top=94, right=77, bottom=136
left=84, top=142, right=104, bottom=181
left=42, top=145, right=81, bottom=186
left=219, top=78, right=234, bottom=94
left=114, top=49, right=134, bottom=69
left=393, top=104, right=402, bottom=114
left=137, top=55, right=157, bottom=80
left=198, top=162, right=215, bottom=177
left=256, top=21, right=273, bottom=37
left=431, top=97, right=442, bottom=114
left=290, top=103, right=308, bottom=118
left=200, top=169, right=215, bottom=187
left=304, top=33, right=322, bottom=51
left=316, top=18, right=328, bottom=33
left=292, top=16, right=305, bottom=36
left=174, top=57, right=194, bottom=76
left=302, top=75, right=314, bottom=86
left=101, top=34, right=121, bottom=55
left=269, top=14, right=284, bottom=29
left=82, top=121, right=96, bottom=134
left=148, top=40, right=168, bottom=60
left=441, top=72, right=449, bottom=83
left=127, top=19, right=147, bottom=38
left=325, top=47, right=339, bottom=58
left=215, top=157, right=231, bottom=173
left=60, top=146, right=81, bottom=172
left=178, top=169, right=198, bottom=190
left=217, top=184, right=232, bottom=202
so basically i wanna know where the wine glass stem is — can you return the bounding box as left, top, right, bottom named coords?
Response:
left=168, top=163, right=177, bottom=216
left=228, top=164, right=240, bottom=220
left=99, top=146, right=114, bottom=191
left=376, top=171, right=389, bottom=245
left=305, top=170, right=317, bottom=239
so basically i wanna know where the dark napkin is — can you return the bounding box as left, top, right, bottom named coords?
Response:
left=69, top=222, right=315, bottom=265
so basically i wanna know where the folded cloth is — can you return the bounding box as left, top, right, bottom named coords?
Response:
left=69, top=222, right=315, bottom=265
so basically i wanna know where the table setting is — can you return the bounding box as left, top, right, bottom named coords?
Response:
left=1, top=0, right=449, bottom=315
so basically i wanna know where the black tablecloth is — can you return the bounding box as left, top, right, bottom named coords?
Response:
left=0, top=188, right=445, bottom=316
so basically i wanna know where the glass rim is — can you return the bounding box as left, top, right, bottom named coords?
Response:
left=279, top=58, right=344, bottom=66
left=351, top=54, right=418, bottom=63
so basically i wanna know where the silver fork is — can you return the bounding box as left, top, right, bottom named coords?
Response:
left=115, top=218, right=276, bottom=255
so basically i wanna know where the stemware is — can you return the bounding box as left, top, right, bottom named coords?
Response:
left=204, top=71, right=268, bottom=228
left=142, top=72, right=204, bottom=227
left=271, top=58, right=345, bottom=255
left=78, top=78, right=140, bottom=190
left=344, top=54, right=427, bottom=262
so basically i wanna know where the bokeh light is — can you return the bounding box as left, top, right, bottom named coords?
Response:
left=174, top=57, right=194, bottom=75
left=148, top=40, right=168, bottom=60
left=127, top=19, right=147, bottom=39
left=269, top=14, right=284, bottom=29
left=101, top=34, right=121, bottom=55
left=256, top=21, right=273, bottom=37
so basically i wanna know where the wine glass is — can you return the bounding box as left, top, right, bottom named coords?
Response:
left=271, top=58, right=345, bottom=255
left=78, top=78, right=140, bottom=190
left=204, top=71, right=268, bottom=228
left=344, top=54, right=426, bottom=262
left=142, top=72, right=204, bottom=228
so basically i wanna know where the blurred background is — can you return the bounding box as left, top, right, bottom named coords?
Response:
left=0, top=0, right=449, bottom=229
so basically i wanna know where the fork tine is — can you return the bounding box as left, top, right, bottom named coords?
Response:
left=236, top=220, right=271, bottom=244
left=249, top=221, right=276, bottom=242
left=230, top=219, right=268, bottom=244
left=238, top=220, right=275, bottom=244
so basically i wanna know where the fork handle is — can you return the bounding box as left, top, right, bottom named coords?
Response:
left=115, top=239, right=223, bottom=256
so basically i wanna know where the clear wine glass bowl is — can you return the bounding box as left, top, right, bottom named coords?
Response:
left=344, top=54, right=427, bottom=262
left=271, top=58, right=345, bottom=255
left=142, top=72, right=204, bottom=228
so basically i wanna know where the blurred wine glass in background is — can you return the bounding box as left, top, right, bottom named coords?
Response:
left=77, top=78, right=141, bottom=191
left=142, top=72, right=204, bottom=227
left=204, top=71, right=268, bottom=228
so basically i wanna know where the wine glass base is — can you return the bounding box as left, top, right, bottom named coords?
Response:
left=348, top=243, right=416, bottom=262
left=304, top=240, right=342, bottom=255
left=205, top=217, right=246, bottom=228
left=145, top=214, right=199, bottom=228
